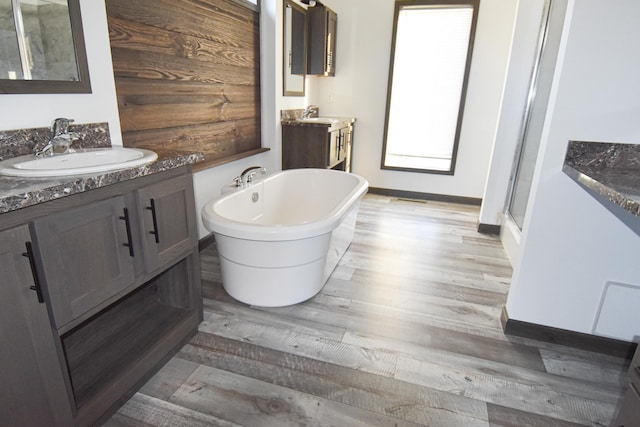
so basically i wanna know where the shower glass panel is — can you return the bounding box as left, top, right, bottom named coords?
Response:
left=508, top=0, right=566, bottom=230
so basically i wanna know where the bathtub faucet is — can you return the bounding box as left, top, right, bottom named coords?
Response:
left=235, top=166, right=267, bottom=187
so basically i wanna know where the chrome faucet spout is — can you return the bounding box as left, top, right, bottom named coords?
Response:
left=301, top=105, right=318, bottom=119
left=34, top=118, right=77, bottom=157
left=51, top=117, right=73, bottom=138
left=235, top=166, right=267, bottom=187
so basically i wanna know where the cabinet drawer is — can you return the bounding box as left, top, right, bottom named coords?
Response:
left=32, top=196, right=136, bottom=328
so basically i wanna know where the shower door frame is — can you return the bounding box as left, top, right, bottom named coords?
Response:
left=505, top=0, right=567, bottom=232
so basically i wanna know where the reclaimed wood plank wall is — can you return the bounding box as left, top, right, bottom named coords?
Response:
left=105, top=0, right=264, bottom=171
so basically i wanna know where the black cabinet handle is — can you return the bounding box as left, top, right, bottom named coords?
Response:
left=146, top=199, right=160, bottom=244
left=119, top=208, right=135, bottom=257
left=22, top=242, right=44, bottom=303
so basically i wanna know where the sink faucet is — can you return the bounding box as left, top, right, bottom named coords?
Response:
left=35, top=118, right=78, bottom=157
left=234, top=166, right=267, bottom=187
left=301, top=105, right=318, bottom=119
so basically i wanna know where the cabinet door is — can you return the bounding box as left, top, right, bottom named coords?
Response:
left=282, top=124, right=330, bottom=169
left=325, top=8, right=337, bottom=76
left=344, top=124, right=353, bottom=173
left=307, top=5, right=337, bottom=76
left=0, top=226, right=74, bottom=426
left=290, top=1, right=306, bottom=75
left=137, top=174, right=197, bottom=272
left=33, top=196, right=136, bottom=328
left=329, top=128, right=341, bottom=168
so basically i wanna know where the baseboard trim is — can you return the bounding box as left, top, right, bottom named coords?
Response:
left=198, top=233, right=216, bottom=251
left=477, top=223, right=501, bottom=235
left=501, top=307, right=636, bottom=359
left=368, top=187, right=482, bottom=206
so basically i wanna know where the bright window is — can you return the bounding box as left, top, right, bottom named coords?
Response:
left=382, top=1, right=479, bottom=174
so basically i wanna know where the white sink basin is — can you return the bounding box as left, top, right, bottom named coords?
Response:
left=0, top=147, right=158, bottom=177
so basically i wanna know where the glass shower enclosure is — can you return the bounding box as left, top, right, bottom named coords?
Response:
left=507, top=0, right=567, bottom=230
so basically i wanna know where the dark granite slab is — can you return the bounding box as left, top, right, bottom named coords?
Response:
left=0, top=122, right=204, bottom=215
left=280, top=108, right=309, bottom=121
left=0, top=122, right=111, bottom=160
left=281, top=116, right=357, bottom=128
left=280, top=108, right=356, bottom=129
left=563, top=141, right=640, bottom=217
left=0, top=147, right=204, bottom=215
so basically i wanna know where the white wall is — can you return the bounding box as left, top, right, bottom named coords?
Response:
left=506, top=0, right=640, bottom=341
left=306, top=0, right=517, bottom=199
left=0, top=1, right=122, bottom=144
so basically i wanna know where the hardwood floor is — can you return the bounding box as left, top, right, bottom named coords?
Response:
left=105, top=195, right=629, bottom=426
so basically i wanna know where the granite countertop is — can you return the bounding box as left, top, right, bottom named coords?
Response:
left=281, top=117, right=356, bottom=131
left=281, top=116, right=356, bottom=124
left=280, top=109, right=356, bottom=129
left=0, top=147, right=204, bottom=215
left=563, top=141, right=640, bottom=218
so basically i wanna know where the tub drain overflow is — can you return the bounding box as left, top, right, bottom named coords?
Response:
left=252, top=192, right=259, bottom=202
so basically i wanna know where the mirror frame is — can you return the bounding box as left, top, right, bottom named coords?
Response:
left=0, top=0, right=91, bottom=94
left=282, top=0, right=306, bottom=97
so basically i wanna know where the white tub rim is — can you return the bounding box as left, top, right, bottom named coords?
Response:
left=201, top=168, right=368, bottom=242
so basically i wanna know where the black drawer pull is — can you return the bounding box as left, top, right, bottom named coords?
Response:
left=22, top=241, right=44, bottom=303
left=146, top=199, right=160, bottom=244
left=119, top=208, right=135, bottom=257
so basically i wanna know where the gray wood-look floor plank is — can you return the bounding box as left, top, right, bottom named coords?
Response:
left=323, top=275, right=505, bottom=329
left=198, top=308, right=399, bottom=378
left=257, top=286, right=546, bottom=372
left=395, top=355, right=617, bottom=426
left=344, top=331, right=623, bottom=405
left=105, top=393, right=242, bottom=427
left=539, top=348, right=631, bottom=389
left=178, top=332, right=489, bottom=426
left=206, top=296, right=347, bottom=342
left=487, top=404, right=588, bottom=427
left=107, top=194, right=628, bottom=427
left=170, top=364, right=425, bottom=427
left=138, top=357, right=200, bottom=401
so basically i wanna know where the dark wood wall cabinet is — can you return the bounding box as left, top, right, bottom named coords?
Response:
left=282, top=118, right=354, bottom=171
left=0, top=167, right=202, bottom=427
left=307, top=4, right=337, bottom=76
left=613, top=345, right=640, bottom=426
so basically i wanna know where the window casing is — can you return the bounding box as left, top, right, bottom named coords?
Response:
left=381, top=0, right=479, bottom=174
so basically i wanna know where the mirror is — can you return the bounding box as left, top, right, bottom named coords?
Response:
left=283, top=0, right=305, bottom=96
left=0, top=0, right=91, bottom=94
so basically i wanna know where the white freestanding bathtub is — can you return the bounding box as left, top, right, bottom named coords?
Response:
left=201, top=168, right=368, bottom=307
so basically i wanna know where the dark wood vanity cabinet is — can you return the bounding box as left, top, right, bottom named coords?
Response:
left=0, top=167, right=202, bottom=426
left=0, top=226, right=74, bottom=426
left=307, top=4, right=337, bottom=76
left=32, top=172, right=198, bottom=330
left=282, top=121, right=353, bottom=171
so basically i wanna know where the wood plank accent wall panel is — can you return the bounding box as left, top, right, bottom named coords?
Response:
left=106, top=0, right=264, bottom=171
